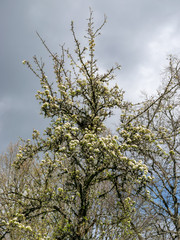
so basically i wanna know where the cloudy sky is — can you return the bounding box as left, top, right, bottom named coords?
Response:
left=1, top=0, right=180, bottom=153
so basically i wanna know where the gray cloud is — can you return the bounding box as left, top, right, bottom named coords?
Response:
left=1, top=0, right=180, bottom=152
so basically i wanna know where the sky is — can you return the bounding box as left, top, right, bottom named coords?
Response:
left=1, top=0, right=180, bottom=153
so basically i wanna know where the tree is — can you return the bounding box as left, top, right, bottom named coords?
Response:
left=0, top=143, right=36, bottom=240
left=118, top=56, right=180, bottom=239
left=0, top=143, right=19, bottom=239
left=0, top=11, right=150, bottom=240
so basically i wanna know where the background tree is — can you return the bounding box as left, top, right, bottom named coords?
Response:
left=0, top=143, right=36, bottom=239
left=0, top=11, right=150, bottom=240
left=118, top=56, right=180, bottom=239
left=0, top=143, right=19, bottom=239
